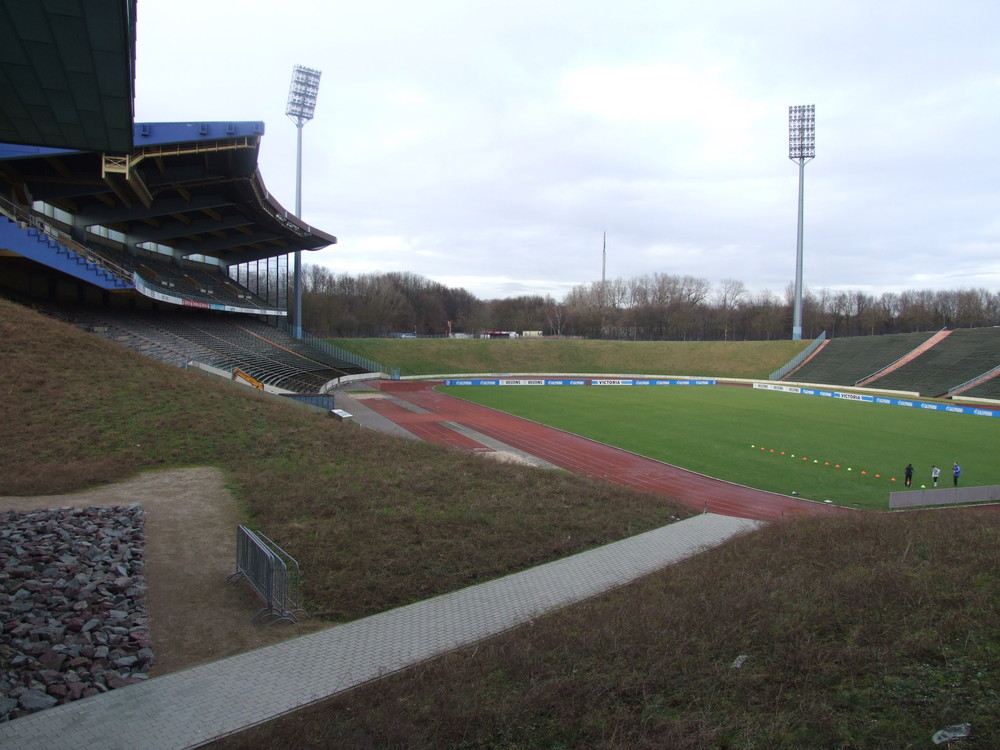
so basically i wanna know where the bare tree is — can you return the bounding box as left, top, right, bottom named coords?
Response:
left=302, top=263, right=1000, bottom=340
left=545, top=295, right=568, bottom=337
left=715, top=278, right=747, bottom=341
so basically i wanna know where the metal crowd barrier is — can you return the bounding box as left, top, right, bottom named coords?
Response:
left=227, top=525, right=305, bottom=624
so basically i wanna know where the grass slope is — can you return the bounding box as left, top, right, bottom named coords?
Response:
left=440, top=385, right=1000, bottom=510
left=214, top=510, right=1000, bottom=749
left=7, top=300, right=1000, bottom=747
left=329, top=337, right=808, bottom=378
left=0, top=299, right=690, bottom=621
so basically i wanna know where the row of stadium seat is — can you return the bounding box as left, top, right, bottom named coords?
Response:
left=870, top=328, right=1000, bottom=398
left=71, top=308, right=366, bottom=392
left=785, top=328, right=1000, bottom=399
left=786, top=331, right=934, bottom=386
left=93, top=244, right=274, bottom=311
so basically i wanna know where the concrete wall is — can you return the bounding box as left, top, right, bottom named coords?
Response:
left=890, top=485, right=1000, bottom=509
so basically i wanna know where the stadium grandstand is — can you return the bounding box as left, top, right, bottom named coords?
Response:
left=783, top=328, right=1000, bottom=400
left=0, top=0, right=379, bottom=394
left=783, top=331, right=937, bottom=387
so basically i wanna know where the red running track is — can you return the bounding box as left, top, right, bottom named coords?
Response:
left=373, top=381, right=846, bottom=522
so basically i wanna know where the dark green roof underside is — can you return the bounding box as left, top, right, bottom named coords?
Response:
left=0, top=0, right=136, bottom=154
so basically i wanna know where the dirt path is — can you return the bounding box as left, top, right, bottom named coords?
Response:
left=1, top=467, right=323, bottom=676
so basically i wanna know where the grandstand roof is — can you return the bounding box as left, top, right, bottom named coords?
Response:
left=0, top=0, right=136, bottom=154
left=0, top=121, right=337, bottom=266
left=0, top=1, right=335, bottom=267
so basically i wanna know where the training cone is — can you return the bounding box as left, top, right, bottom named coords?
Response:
left=921, top=484, right=926, bottom=488
left=861, top=471, right=866, bottom=475
left=847, top=468, right=852, bottom=471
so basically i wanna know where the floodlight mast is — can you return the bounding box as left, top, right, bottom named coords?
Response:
left=788, top=104, right=815, bottom=341
left=286, top=64, right=322, bottom=340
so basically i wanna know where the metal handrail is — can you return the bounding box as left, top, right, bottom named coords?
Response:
left=947, top=364, right=1000, bottom=396
left=0, top=194, right=131, bottom=280
left=768, top=330, right=826, bottom=381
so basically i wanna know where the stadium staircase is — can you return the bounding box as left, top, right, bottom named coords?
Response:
left=0, top=214, right=132, bottom=291
left=855, top=329, right=951, bottom=386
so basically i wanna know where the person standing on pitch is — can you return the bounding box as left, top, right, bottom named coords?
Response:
left=953, top=462, right=961, bottom=487
left=931, top=464, right=940, bottom=487
left=904, top=463, right=914, bottom=487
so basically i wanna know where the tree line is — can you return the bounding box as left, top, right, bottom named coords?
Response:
left=301, top=264, right=1000, bottom=340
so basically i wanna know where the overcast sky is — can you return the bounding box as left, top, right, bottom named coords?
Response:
left=133, top=0, right=1000, bottom=302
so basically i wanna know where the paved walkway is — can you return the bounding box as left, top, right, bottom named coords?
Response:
left=0, top=513, right=758, bottom=750
left=327, top=386, right=420, bottom=441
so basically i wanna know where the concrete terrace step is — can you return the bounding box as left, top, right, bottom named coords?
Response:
left=0, top=513, right=759, bottom=750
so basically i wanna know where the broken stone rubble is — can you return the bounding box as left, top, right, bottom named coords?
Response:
left=1, top=505, right=152, bottom=722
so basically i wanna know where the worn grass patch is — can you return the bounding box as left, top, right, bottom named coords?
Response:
left=440, top=385, right=1000, bottom=510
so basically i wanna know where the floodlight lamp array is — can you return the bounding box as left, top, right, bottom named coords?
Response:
left=788, top=104, right=815, bottom=160
left=286, top=65, right=322, bottom=121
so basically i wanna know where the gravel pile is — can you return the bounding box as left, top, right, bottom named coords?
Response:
left=1, top=505, right=152, bottom=722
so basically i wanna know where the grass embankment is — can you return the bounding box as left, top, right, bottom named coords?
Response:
left=0, top=299, right=690, bottom=621
left=8, top=299, right=1000, bottom=747
left=213, top=509, right=1000, bottom=749
left=442, top=386, right=1000, bottom=510
left=328, top=337, right=808, bottom=378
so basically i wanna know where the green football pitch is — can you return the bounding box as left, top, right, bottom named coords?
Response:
left=439, top=385, right=1000, bottom=510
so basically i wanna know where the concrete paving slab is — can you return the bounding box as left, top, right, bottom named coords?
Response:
left=329, top=390, right=419, bottom=440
